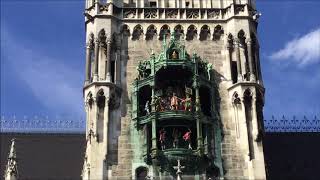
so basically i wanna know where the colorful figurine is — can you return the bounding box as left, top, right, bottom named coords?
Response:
left=182, top=95, right=192, bottom=111
left=183, top=129, right=192, bottom=150
left=171, top=93, right=179, bottom=110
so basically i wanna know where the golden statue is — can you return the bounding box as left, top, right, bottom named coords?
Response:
left=172, top=50, right=178, bottom=59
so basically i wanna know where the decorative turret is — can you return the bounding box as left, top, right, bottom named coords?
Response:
left=4, top=139, right=18, bottom=180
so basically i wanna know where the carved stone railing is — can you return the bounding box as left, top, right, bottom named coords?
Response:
left=264, top=116, right=320, bottom=132
left=1, top=115, right=319, bottom=133
left=0, top=115, right=85, bottom=133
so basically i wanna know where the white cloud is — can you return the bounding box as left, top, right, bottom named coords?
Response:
left=270, top=28, right=320, bottom=66
left=1, top=27, right=84, bottom=115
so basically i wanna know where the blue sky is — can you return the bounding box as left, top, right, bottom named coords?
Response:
left=1, top=0, right=319, bottom=123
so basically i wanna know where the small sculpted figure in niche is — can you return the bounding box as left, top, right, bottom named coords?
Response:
left=144, top=100, right=150, bottom=115
left=172, top=128, right=181, bottom=148
left=183, top=129, right=192, bottom=149
left=171, top=93, right=179, bottom=110
left=171, top=50, right=178, bottom=59
left=159, top=128, right=166, bottom=150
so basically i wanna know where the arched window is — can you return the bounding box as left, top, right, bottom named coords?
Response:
left=135, top=166, right=148, bottom=180
left=132, top=25, right=143, bottom=40
left=159, top=25, right=170, bottom=40
left=174, top=25, right=184, bottom=39
left=244, top=89, right=254, bottom=160
left=186, top=25, right=197, bottom=41
left=213, top=25, right=224, bottom=41
left=145, top=25, right=157, bottom=40
left=96, top=90, right=106, bottom=142
left=199, top=25, right=210, bottom=41
left=121, top=24, right=130, bottom=36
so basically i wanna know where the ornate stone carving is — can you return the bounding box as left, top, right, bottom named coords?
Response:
left=123, top=9, right=136, bottom=18
left=208, top=10, right=220, bottom=19
left=235, top=5, right=245, bottom=15
left=166, top=9, right=178, bottom=19
left=232, top=92, right=241, bottom=105
left=84, top=12, right=94, bottom=22
left=99, top=3, right=110, bottom=12
left=144, top=9, right=157, bottom=19
left=227, top=33, right=234, bottom=49
left=109, top=89, right=121, bottom=110
left=98, top=29, right=107, bottom=46
left=87, top=33, right=95, bottom=49
left=186, top=9, right=199, bottom=19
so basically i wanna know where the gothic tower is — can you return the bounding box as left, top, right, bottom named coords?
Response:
left=82, top=0, right=266, bottom=179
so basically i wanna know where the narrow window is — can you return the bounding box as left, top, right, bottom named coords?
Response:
left=150, top=2, right=157, bottom=7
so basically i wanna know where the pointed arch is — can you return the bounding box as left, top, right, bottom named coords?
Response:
left=120, top=24, right=130, bottom=36
left=98, top=29, right=107, bottom=44
left=186, top=25, right=197, bottom=41
left=86, top=92, right=94, bottom=108
left=199, top=25, right=210, bottom=41
left=243, top=88, right=255, bottom=160
left=213, top=25, right=224, bottom=41
left=132, top=24, right=143, bottom=40
left=237, top=29, right=246, bottom=44
left=159, top=24, right=170, bottom=40
left=232, top=92, right=241, bottom=105
left=145, top=24, right=157, bottom=41
left=174, top=24, right=184, bottom=39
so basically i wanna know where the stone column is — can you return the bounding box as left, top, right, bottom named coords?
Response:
left=93, top=39, right=100, bottom=82
left=226, top=44, right=232, bottom=81
left=115, top=47, right=121, bottom=85
left=106, top=38, right=112, bottom=82
left=251, top=95, right=258, bottom=142
left=255, top=44, right=263, bottom=85
left=235, top=39, right=242, bottom=82
left=195, top=85, right=203, bottom=151
left=247, top=38, right=256, bottom=81
left=151, top=118, right=157, bottom=150
left=85, top=43, right=92, bottom=84
left=103, top=96, right=110, bottom=156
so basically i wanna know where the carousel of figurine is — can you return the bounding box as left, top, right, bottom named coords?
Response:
left=172, top=128, right=180, bottom=148
left=159, top=128, right=166, bottom=150
left=183, top=128, right=192, bottom=150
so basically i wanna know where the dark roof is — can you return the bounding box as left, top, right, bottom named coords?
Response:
left=0, top=133, right=86, bottom=180
left=263, top=133, right=320, bottom=180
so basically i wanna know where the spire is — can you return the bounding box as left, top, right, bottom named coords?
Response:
left=4, top=139, right=18, bottom=180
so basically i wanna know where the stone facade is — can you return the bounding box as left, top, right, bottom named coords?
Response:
left=82, top=0, right=266, bottom=179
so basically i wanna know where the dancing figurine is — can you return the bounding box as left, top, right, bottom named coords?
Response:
left=182, top=95, right=192, bottom=111
left=183, top=129, right=192, bottom=150
left=159, top=128, right=166, bottom=150
left=171, top=93, right=179, bottom=110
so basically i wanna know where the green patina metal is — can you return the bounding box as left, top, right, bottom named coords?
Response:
left=131, top=33, right=223, bottom=177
